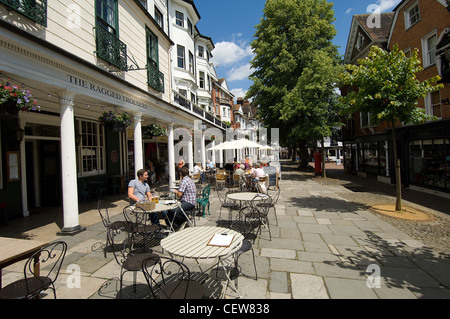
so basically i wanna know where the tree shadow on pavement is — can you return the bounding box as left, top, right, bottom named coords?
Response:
left=286, top=195, right=368, bottom=213
left=323, top=230, right=450, bottom=299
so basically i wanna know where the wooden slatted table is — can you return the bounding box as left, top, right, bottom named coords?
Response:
left=0, top=237, right=49, bottom=288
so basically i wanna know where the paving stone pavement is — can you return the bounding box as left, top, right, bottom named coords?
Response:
left=1, top=160, right=450, bottom=299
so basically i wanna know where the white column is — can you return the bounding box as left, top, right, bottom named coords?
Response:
left=188, top=134, right=194, bottom=174
left=201, top=131, right=206, bottom=169
left=133, top=112, right=143, bottom=173
left=168, top=124, right=175, bottom=187
left=59, top=91, right=84, bottom=235
left=211, top=140, right=216, bottom=164
left=19, top=119, right=28, bottom=217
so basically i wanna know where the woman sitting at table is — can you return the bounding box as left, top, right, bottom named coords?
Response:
left=166, top=166, right=196, bottom=231
left=252, top=163, right=268, bottom=193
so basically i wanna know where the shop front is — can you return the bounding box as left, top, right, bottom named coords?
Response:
left=400, top=119, right=450, bottom=193
left=354, top=133, right=390, bottom=180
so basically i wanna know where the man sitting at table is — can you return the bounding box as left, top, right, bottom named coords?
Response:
left=128, top=169, right=159, bottom=224
left=128, top=169, right=153, bottom=204
left=166, top=166, right=196, bottom=231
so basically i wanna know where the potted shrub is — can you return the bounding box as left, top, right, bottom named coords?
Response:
left=98, top=111, right=132, bottom=131
left=0, top=80, right=40, bottom=118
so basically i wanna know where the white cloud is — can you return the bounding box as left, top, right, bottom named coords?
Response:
left=227, top=63, right=253, bottom=82
left=345, top=8, right=353, bottom=14
left=211, top=41, right=253, bottom=67
left=230, top=88, right=247, bottom=101
left=376, top=0, right=401, bottom=12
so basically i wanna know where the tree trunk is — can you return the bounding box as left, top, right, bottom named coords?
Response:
left=298, top=140, right=309, bottom=168
left=391, top=122, right=402, bottom=212
left=321, top=136, right=326, bottom=178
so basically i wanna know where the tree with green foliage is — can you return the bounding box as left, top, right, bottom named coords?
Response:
left=338, top=44, right=443, bottom=212
left=246, top=0, right=342, bottom=169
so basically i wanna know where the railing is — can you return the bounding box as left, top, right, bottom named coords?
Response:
left=193, top=104, right=204, bottom=117
left=174, top=91, right=192, bottom=111
left=0, top=0, right=47, bottom=26
left=94, top=26, right=127, bottom=71
left=216, top=97, right=232, bottom=106
left=172, top=92, right=228, bottom=130
left=147, top=63, right=164, bottom=93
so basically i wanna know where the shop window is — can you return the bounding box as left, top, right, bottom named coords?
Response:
left=0, top=123, right=2, bottom=189
left=363, top=142, right=378, bottom=175
left=409, top=139, right=447, bottom=189
left=446, top=139, right=450, bottom=190
left=378, top=142, right=388, bottom=176
left=78, top=120, right=106, bottom=176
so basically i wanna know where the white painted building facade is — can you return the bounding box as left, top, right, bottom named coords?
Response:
left=0, top=0, right=226, bottom=231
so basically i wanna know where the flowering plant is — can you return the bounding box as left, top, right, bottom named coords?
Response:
left=0, top=80, right=40, bottom=111
left=143, top=123, right=167, bottom=137
left=98, top=111, right=132, bottom=127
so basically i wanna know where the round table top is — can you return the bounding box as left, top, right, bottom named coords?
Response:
left=226, top=192, right=268, bottom=201
left=133, top=201, right=178, bottom=213
left=160, top=226, right=244, bottom=259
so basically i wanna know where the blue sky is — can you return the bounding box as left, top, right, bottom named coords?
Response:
left=194, top=0, right=402, bottom=101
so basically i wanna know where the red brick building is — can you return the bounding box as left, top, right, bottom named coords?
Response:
left=341, top=0, right=450, bottom=196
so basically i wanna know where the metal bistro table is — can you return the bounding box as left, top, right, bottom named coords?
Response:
left=160, top=226, right=244, bottom=298
left=133, top=201, right=178, bottom=235
left=226, top=192, right=270, bottom=227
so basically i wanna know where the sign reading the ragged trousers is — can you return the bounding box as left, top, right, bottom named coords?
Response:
left=67, top=75, right=151, bottom=110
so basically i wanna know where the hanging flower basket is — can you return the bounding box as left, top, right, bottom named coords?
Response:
left=0, top=99, right=19, bottom=119
left=0, top=80, right=40, bottom=118
left=142, top=123, right=167, bottom=138
left=98, top=111, right=132, bottom=132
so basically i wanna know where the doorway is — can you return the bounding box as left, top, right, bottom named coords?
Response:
left=26, top=140, right=62, bottom=210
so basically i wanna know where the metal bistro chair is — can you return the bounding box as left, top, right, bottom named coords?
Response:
left=142, top=256, right=204, bottom=299
left=265, top=185, right=281, bottom=226
left=244, top=194, right=273, bottom=241
left=123, top=205, right=160, bottom=253
left=217, top=189, right=240, bottom=225
left=196, top=183, right=212, bottom=218
left=215, top=171, right=226, bottom=190
left=107, top=227, right=159, bottom=299
left=97, top=200, right=134, bottom=258
left=0, top=241, right=67, bottom=299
